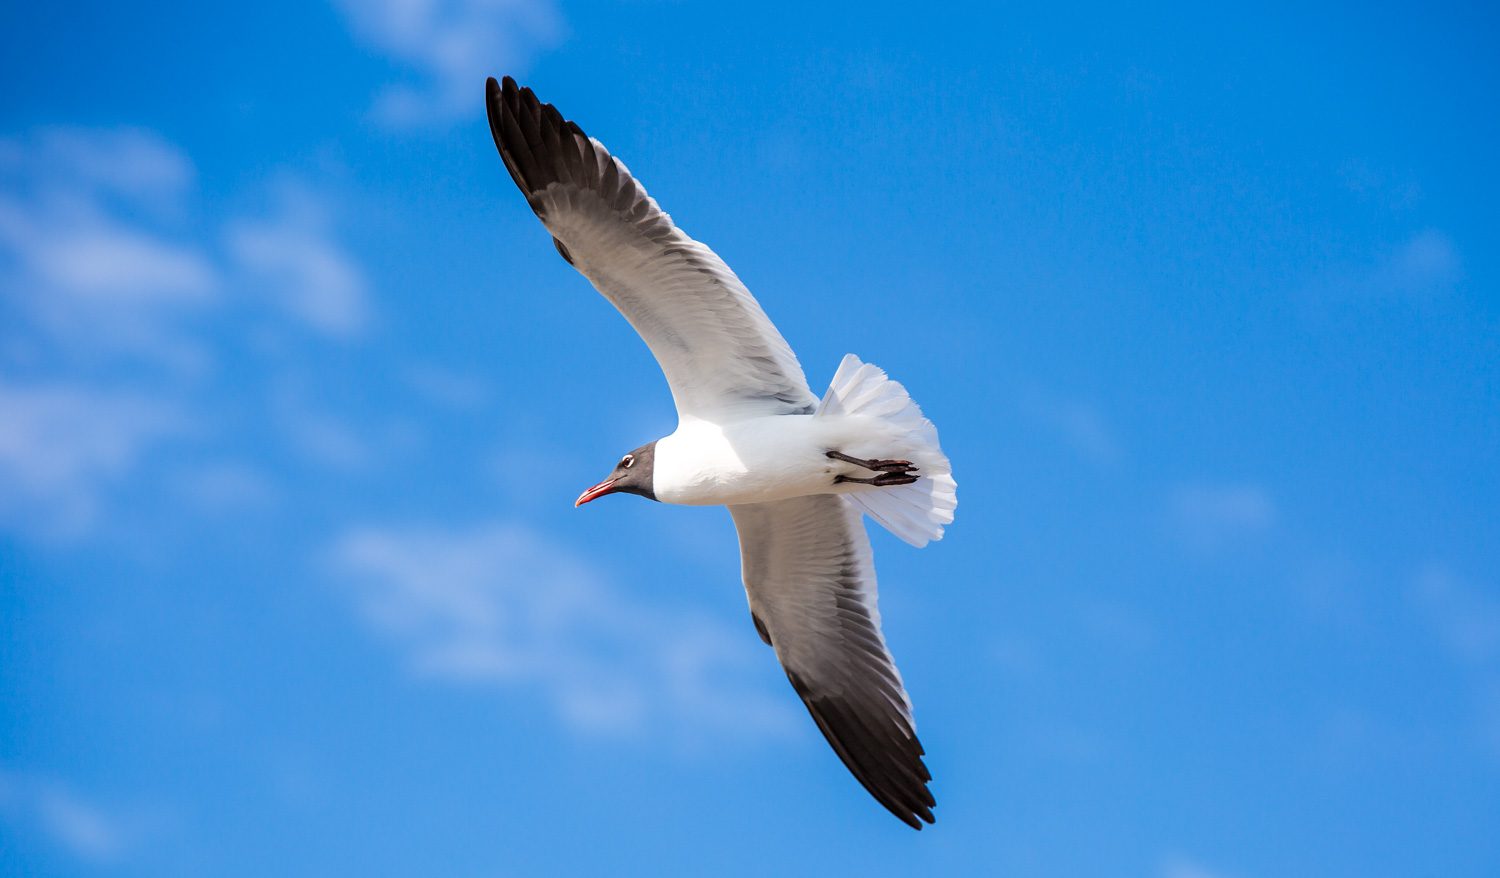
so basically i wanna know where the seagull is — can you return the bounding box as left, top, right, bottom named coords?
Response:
left=485, top=76, right=957, bottom=829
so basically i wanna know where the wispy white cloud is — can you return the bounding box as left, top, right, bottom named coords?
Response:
left=0, top=125, right=378, bottom=539
left=1336, top=158, right=1421, bottom=210
left=1413, top=565, right=1500, bottom=760
left=1020, top=388, right=1123, bottom=466
left=0, top=128, right=218, bottom=537
left=169, top=460, right=279, bottom=513
left=58, top=231, right=213, bottom=304
left=1168, top=483, right=1275, bottom=553
left=31, top=789, right=125, bottom=862
left=1310, top=228, right=1463, bottom=305
left=333, top=0, right=564, bottom=126
left=0, top=128, right=218, bottom=369
left=268, top=379, right=416, bottom=471
left=0, top=126, right=195, bottom=207
left=2, top=127, right=370, bottom=357
left=0, top=767, right=160, bottom=864
left=2, top=209, right=217, bottom=305
left=1075, top=596, right=1156, bottom=654
left=1160, top=854, right=1236, bottom=878
left=289, top=411, right=381, bottom=470
left=1373, top=229, right=1462, bottom=296
left=1293, top=555, right=1367, bottom=628
left=1414, top=565, right=1500, bottom=665
left=401, top=362, right=488, bottom=410
left=1310, top=703, right=1413, bottom=767
left=226, top=183, right=370, bottom=338
left=328, top=520, right=797, bottom=740
left=0, top=381, right=192, bottom=537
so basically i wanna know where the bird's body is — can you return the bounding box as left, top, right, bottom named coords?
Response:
left=655, top=410, right=945, bottom=507
left=657, top=415, right=843, bottom=506
left=485, top=76, right=957, bottom=828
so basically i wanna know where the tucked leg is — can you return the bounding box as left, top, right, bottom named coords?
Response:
left=834, top=472, right=920, bottom=487
left=826, top=450, right=919, bottom=474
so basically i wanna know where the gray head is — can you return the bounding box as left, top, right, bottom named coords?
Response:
left=574, top=441, right=658, bottom=507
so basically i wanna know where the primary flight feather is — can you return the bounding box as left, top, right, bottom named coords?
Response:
left=485, top=76, right=957, bottom=829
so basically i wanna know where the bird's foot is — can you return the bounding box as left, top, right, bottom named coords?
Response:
left=825, top=450, right=919, bottom=475
left=834, top=472, right=920, bottom=487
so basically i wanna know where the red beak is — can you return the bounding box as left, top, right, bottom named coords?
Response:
left=574, top=478, right=619, bottom=507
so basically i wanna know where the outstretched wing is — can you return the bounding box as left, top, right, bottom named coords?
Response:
left=486, top=76, right=817, bottom=422
left=729, top=494, right=935, bottom=828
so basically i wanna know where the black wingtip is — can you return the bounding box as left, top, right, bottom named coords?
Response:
left=484, top=76, right=509, bottom=118
left=483, top=77, right=648, bottom=243
left=785, top=669, right=937, bottom=830
left=485, top=74, right=536, bottom=199
left=483, top=77, right=606, bottom=207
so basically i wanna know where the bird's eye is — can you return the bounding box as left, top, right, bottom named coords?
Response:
left=621, top=454, right=634, bottom=469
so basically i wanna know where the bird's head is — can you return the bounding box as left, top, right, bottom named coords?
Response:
left=574, top=441, right=658, bottom=506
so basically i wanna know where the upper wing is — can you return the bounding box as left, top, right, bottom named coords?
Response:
left=486, top=76, right=818, bottom=421
left=729, top=494, right=935, bottom=828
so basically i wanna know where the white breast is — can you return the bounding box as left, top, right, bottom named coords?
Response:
left=653, top=416, right=836, bottom=506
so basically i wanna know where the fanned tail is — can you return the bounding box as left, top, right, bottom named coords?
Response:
left=818, top=354, right=957, bottom=548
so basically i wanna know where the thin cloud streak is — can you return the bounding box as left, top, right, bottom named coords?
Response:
left=0, top=128, right=218, bottom=370
left=0, top=126, right=195, bottom=206
left=1415, top=565, right=1500, bottom=665
left=0, top=125, right=378, bottom=539
left=1308, top=228, right=1464, bottom=305
left=1160, top=855, right=1236, bottom=878
left=0, top=767, right=158, bottom=864
left=226, top=184, right=370, bottom=339
left=1375, top=229, right=1463, bottom=296
left=332, top=0, right=564, bottom=126
left=0, top=382, right=192, bottom=537
left=1414, top=565, right=1500, bottom=760
left=1167, top=483, right=1276, bottom=554
left=328, top=520, right=798, bottom=741
left=1020, top=388, right=1123, bottom=466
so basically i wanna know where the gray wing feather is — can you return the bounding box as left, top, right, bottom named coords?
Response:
left=486, top=77, right=817, bottom=420
left=729, top=494, right=935, bottom=829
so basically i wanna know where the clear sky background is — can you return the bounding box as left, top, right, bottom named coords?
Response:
left=3, top=1, right=1498, bottom=875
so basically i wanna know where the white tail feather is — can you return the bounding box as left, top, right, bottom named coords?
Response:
left=818, top=354, right=957, bottom=547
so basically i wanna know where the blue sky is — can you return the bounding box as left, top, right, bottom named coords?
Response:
left=2, top=1, right=1498, bottom=875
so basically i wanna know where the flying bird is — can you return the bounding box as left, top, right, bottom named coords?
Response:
left=485, top=76, right=957, bottom=829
